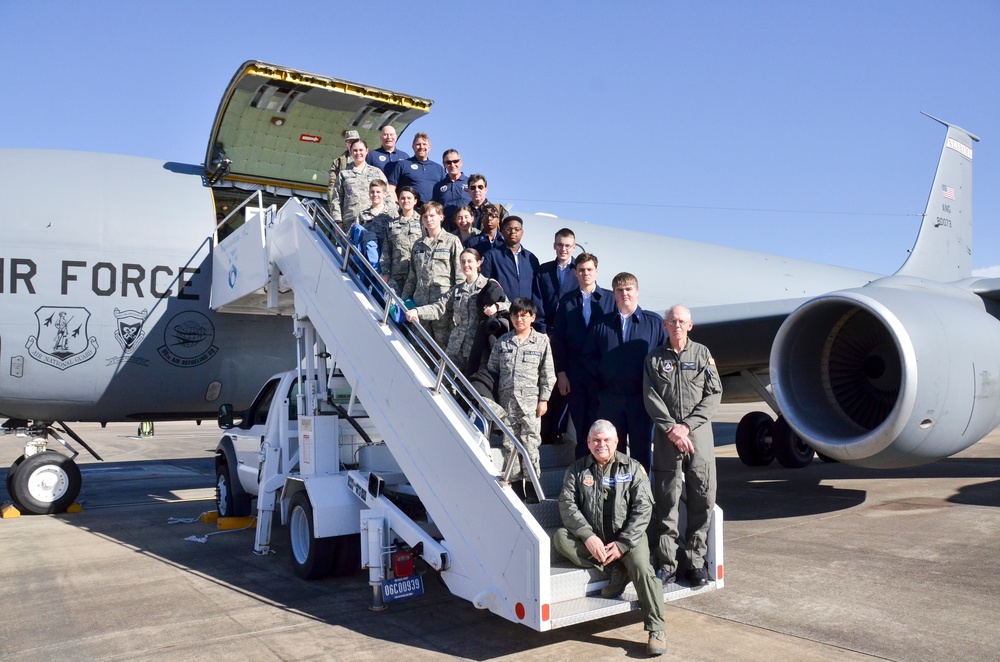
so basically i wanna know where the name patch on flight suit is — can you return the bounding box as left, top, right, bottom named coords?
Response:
left=681, top=362, right=697, bottom=370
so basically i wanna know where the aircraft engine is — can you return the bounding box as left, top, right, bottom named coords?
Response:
left=770, top=278, right=1000, bottom=468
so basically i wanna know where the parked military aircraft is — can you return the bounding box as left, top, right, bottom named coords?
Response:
left=0, top=61, right=990, bottom=514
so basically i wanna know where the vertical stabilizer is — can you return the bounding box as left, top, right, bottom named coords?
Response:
left=895, top=115, right=979, bottom=281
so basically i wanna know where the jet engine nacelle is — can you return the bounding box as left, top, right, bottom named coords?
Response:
left=770, top=277, right=1000, bottom=468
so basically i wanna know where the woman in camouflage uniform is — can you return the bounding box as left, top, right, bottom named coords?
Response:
left=381, top=186, right=423, bottom=295
left=406, top=247, right=507, bottom=371
left=402, top=202, right=463, bottom=345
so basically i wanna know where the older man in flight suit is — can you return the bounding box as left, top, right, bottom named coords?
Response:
left=553, top=419, right=667, bottom=656
left=643, top=304, right=723, bottom=587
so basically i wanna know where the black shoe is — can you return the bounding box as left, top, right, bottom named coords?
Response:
left=601, top=562, right=630, bottom=598
left=657, top=566, right=678, bottom=585
left=509, top=480, right=526, bottom=501
left=524, top=480, right=540, bottom=504
left=686, top=564, right=709, bottom=587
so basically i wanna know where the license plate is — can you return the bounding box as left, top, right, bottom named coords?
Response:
left=381, top=574, right=424, bottom=603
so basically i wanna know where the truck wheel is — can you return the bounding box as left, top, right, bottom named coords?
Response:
left=288, top=491, right=335, bottom=580
left=216, top=461, right=251, bottom=517
left=6, top=455, right=26, bottom=508
left=735, top=411, right=775, bottom=466
left=11, top=451, right=82, bottom=514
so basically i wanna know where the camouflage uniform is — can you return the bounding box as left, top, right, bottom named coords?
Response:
left=487, top=329, right=556, bottom=481
left=413, top=275, right=509, bottom=371
left=359, top=204, right=398, bottom=263
left=402, top=231, right=463, bottom=344
left=330, top=163, right=387, bottom=231
left=327, top=151, right=350, bottom=209
left=381, top=214, right=423, bottom=295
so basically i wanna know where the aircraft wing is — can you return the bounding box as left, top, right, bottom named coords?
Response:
left=691, top=297, right=811, bottom=375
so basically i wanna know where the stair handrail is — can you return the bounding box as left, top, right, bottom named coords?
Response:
left=294, top=199, right=545, bottom=498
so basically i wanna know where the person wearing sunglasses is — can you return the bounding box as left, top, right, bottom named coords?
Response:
left=433, top=149, right=471, bottom=230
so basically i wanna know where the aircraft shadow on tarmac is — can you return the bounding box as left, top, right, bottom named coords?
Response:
left=712, top=422, right=1000, bottom=520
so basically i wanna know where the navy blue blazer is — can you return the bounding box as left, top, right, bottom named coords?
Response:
left=582, top=306, right=667, bottom=395
left=551, top=285, right=616, bottom=378
left=533, top=259, right=578, bottom=332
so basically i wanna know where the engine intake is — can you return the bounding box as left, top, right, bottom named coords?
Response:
left=771, top=278, right=1000, bottom=468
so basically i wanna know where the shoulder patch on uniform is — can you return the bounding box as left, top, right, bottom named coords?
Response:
left=709, top=356, right=716, bottom=366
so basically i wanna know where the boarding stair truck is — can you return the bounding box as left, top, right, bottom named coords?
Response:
left=209, top=193, right=725, bottom=630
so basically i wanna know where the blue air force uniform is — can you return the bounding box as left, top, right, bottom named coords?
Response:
left=366, top=147, right=410, bottom=175
left=388, top=158, right=445, bottom=205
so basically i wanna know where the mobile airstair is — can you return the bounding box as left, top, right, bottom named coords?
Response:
left=209, top=194, right=723, bottom=630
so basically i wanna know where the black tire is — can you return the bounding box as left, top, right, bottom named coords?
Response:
left=11, top=451, right=82, bottom=514
left=330, top=533, right=362, bottom=577
left=817, top=451, right=839, bottom=463
left=773, top=416, right=815, bottom=468
left=6, top=455, right=26, bottom=508
left=288, top=491, right=335, bottom=580
left=735, top=411, right=775, bottom=466
left=215, top=460, right=251, bottom=518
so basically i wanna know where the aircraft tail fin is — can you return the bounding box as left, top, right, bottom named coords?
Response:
left=894, top=114, right=979, bottom=281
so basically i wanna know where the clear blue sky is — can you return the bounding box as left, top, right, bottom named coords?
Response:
left=2, top=1, right=997, bottom=275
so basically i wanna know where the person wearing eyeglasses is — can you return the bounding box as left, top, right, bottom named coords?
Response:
left=468, top=174, right=508, bottom=230
left=387, top=132, right=445, bottom=205
left=433, top=149, right=471, bottom=230
left=480, top=216, right=545, bottom=329
left=464, top=203, right=506, bottom=257
left=553, top=419, right=667, bottom=657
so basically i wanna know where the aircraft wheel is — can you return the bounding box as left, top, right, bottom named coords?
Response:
left=215, top=461, right=251, bottom=518
left=735, top=411, right=775, bottom=466
left=288, top=491, right=335, bottom=580
left=11, top=451, right=82, bottom=514
left=773, top=417, right=815, bottom=468
left=6, top=455, right=26, bottom=507
left=817, top=452, right=839, bottom=463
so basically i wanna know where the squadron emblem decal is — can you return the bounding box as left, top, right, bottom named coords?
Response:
left=26, top=306, right=99, bottom=370
left=108, top=308, right=150, bottom=366
left=157, top=311, right=219, bottom=368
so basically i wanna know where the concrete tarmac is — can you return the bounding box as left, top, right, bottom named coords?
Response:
left=2, top=406, right=999, bottom=661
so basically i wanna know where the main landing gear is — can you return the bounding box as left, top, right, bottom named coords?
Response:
left=735, top=411, right=815, bottom=468
left=3, top=421, right=101, bottom=514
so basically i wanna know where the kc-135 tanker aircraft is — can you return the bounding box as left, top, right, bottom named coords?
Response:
left=0, top=61, right=993, bottom=515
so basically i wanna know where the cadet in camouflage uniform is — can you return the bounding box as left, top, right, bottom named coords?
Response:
left=381, top=186, right=424, bottom=295
left=487, top=297, right=556, bottom=490
left=553, top=419, right=667, bottom=655
left=401, top=201, right=462, bottom=345
left=358, top=179, right=398, bottom=262
left=643, top=304, right=722, bottom=587
left=330, top=139, right=388, bottom=232
left=406, top=248, right=508, bottom=371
